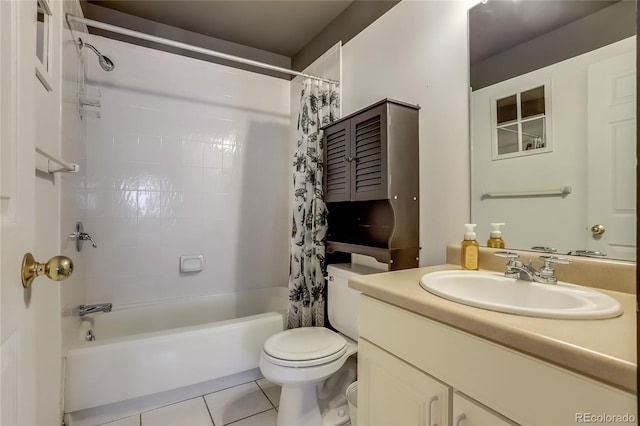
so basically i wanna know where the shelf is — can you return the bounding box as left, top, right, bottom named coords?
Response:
left=327, top=241, right=391, bottom=264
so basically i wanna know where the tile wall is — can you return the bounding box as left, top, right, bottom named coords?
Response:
left=80, top=35, right=290, bottom=306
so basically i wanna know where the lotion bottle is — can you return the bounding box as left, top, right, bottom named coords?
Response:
left=461, top=224, right=479, bottom=270
left=487, top=223, right=506, bottom=248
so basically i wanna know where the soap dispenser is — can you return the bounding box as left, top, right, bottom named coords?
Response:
left=487, top=223, right=506, bottom=248
left=461, top=224, right=479, bottom=270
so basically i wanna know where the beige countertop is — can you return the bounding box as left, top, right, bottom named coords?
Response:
left=349, top=264, right=637, bottom=393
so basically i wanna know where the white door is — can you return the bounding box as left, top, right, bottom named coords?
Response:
left=587, top=50, right=636, bottom=261
left=2, top=1, right=63, bottom=424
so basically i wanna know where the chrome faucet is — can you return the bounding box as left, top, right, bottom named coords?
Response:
left=495, top=251, right=572, bottom=284
left=78, top=303, right=112, bottom=316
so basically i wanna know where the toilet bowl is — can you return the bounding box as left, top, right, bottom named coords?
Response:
left=259, top=327, right=357, bottom=426
left=259, top=263, right=381, bottom=426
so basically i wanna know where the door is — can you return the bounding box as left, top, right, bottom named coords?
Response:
left=351, top=104, right=388, bottom=201
left=587, top=51, right=636, bottom=261
left=324, top=120, right=350, bottom=202
left=358, top=338, right=450, bottom=426
left=2, top=1, right=63, bottom=424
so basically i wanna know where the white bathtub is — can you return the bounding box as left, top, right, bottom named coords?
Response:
left=64, top=286, right=288, bottom=412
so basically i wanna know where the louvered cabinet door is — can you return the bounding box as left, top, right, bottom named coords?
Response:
left=350, top=104, right=388, bottom=201
left=324, top=120, right=351, bottom=202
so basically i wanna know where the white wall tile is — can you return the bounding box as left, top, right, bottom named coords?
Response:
left=138, top=134, right=163, bottom=164
left=83, top=35, right=290, bottom=306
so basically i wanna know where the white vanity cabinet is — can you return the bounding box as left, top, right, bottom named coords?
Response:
left=452, top=392, right=517, bottom=426
left=358, top=339, right=450, bottom=426
left=357, top=295, right=637, bottom=426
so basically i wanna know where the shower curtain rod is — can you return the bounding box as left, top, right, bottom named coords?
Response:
left=65, top=14, right=340, bottom=85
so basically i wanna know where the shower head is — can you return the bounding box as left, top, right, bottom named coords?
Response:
left=77, top=38, right=115, bottom=72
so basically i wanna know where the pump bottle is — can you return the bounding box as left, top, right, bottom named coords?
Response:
left=487, top=223, right=506, bottom=248
left=461, top=224, right=479, bottom=270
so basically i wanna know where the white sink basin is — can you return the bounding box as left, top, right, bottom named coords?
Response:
left=419, top=270, right=623, bottom=319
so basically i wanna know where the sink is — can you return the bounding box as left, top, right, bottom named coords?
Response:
left=419, top=270, right=623, bottom=319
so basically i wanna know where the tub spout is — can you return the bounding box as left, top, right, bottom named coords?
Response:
left=79, top=303, right=112, bottom=316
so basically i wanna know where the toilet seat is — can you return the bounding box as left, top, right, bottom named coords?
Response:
left=263, top=327, right=347, bottom=368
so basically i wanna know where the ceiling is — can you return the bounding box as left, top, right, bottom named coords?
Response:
left=81, top=1, right=623, bottom=74
left=84, top=0, right=354, bottom=58
left=469, top=0, right=620, bottom=64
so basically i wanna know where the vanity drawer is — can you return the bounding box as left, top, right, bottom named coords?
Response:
left=359, top=295, right=636, bottom=425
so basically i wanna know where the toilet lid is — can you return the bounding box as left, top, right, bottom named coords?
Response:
left=264, top=327, right=347, bottom=362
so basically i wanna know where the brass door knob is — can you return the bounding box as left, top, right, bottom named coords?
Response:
left=590, top=224, right=606, bottom=236
left=21, top=253, right=74, bottom=288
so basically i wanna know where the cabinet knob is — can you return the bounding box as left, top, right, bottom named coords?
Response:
left=455, top=413, right=466, bottom=426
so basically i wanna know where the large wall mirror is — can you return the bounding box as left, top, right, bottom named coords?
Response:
left=469, top=0, right=636, bottom=262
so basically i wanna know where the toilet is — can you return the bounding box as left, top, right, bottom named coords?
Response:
left=259, top=263, right=379, bottom=426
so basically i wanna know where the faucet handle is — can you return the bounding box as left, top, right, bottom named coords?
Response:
left=539, top=255, right=572, bottom=265
left=538, top=256, right=572, bottom=282
left=494, top=251, right=519, bottom=260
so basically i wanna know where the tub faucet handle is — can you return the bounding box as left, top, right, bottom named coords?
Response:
left=70, top=221, right=97, bottom=251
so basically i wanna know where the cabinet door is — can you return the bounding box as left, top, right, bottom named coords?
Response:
left=453, top=392, right=518, bottom=426
left=359, top=339, right=450, bottom=426
left=351, top=104, right=388, bottom=201
left=324, top=119, right=351, bottom=202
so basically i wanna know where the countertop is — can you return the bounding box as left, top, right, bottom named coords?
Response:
left=348, top=264, right=637, bottom=393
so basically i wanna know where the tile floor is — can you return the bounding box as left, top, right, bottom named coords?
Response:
left=100, top=378, right=281, bottom=426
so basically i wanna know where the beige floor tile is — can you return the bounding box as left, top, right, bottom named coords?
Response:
left=141, top=397, right=213, bottom=426
left=227, top=409, right=277, bottom=426
left=256, top=378, right=281, bottom=408
left=204, top=382, right=273, bottom=425
left=100, top=415, right=140, bottom=426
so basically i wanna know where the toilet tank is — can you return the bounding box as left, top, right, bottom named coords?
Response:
left=327, top=263, right=383, bottom=341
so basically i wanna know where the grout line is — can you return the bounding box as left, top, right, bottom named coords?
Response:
left=223, top=408, right=275, bottom=426
left=254, top=380, right=278, bottom=410
left=202, top=395, right=217, bottom=426
left=139, top=414, right=142, bottom=426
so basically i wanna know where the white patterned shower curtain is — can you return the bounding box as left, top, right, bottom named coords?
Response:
left=287, top=79, right=340, bottom=329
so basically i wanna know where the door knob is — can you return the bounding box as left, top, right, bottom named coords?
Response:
left=21, top=253, right=74, bottom=288
left=590, top=224, right=606, bottom=235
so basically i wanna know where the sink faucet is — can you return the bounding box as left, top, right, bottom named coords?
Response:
left=495, top=251, right=572, bottom=284
left=78, top=303, right=112, bottom=316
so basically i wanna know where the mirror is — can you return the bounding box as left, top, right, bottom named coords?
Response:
left=469, top=0, right=636, bottom=262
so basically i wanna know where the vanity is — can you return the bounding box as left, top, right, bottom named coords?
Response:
left=349, top=247, right=637, bottom=426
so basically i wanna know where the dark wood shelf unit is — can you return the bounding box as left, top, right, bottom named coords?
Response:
left=323, top=99, right=420, bottom=271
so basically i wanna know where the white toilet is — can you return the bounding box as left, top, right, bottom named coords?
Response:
left=259, top=263, right=378, bottom=426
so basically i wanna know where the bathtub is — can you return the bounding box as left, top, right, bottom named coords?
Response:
left=64, top=286, right=288, bottom=413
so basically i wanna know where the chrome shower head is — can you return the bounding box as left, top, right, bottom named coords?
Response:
left=77, top=38, right=115, bottom=72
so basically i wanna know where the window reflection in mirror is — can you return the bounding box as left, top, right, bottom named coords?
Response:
left=492, top=84, right=550, bottom=160
left=35, top=0, right=53, bottom=91
left=469, top=0, right=636, bottom=261
left=36, top=0, right=50, bottom=71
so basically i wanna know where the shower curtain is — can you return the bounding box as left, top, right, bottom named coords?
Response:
left=287, top=78, right=340, bottom=329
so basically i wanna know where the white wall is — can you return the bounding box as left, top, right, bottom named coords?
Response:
left=471, top=37, right=635, bottom=253
left=80, top=36, right=290, bottom=306
left=341, top=0, right=470, bottom=265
